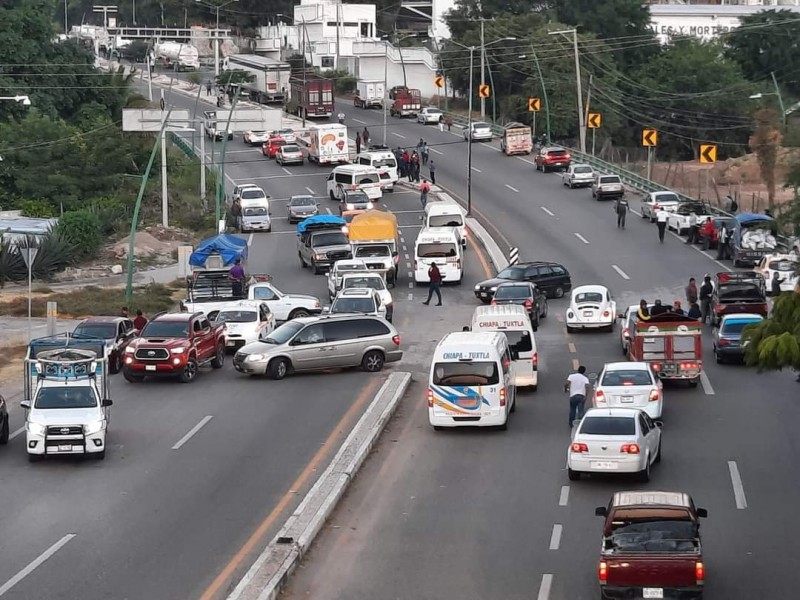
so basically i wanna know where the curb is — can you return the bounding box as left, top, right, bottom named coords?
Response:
left=226, top=371, right=412, bottom=600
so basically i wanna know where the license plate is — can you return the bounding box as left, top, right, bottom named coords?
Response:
left=590, top=461, right=618, bottom=470
left=480, top=292, right=488, bottom=297
left=145, top=365, right=156, bottom=371
left=621, top=395, right=634, bottom=403
left=643, top=589, right=663, bottom=599
left=582, top=312, right=592, bottom=318
left=226, top=341, right=236, bottom=346
left=59, top=444, right=72, bottom=452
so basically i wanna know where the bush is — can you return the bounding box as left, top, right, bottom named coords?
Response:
left=187, top=72, right=203, bottom=86
left=58, top=209, right=102, bottom=258
left=0, top=231, right=75, bottom=286
left=88, top=196, right=128, bottom=237
left=321, top=69, right=356, bottom=95
left=18, top=199, right=57, bottom=218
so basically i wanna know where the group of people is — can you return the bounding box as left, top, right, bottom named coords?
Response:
left=394, top=139, right=435, bottom=184
left=120, top=306, right=149, bottom=331
left=354, top=127, right=371, bottom=154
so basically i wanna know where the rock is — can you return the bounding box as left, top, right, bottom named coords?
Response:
left=110, top=264, right=123, bottom=274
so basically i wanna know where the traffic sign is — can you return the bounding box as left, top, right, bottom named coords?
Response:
left=434, top=75, right=444, bottom=89
left=700, top=144, right=717, bottom=164
left=528, top=97, right=541, bottom=112
left=587, top=113, right=602, bottom=128
left=20, top=247, right=38, bottom=269
left=642, top=129, right=658, bottom=147
left=478, top=84, right=490, bottom=99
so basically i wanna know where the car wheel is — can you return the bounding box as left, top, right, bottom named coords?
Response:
left=553, top=286, right=565, bottom=299
left=329, top=190, right=336, bottom=201
left=716, top=352, right=724, bottom=364
left=567, top=468, right=580, bottom=481
left=211, top=345, right=225, bottom=369
left=299, top=252, right=306, bottom=268
left=123, top=369, right=144, bottom=383
left=654, top=440, right=662, bottom=464
left=568, top=181, right=574, bottom=189
left=312, top=261, right=322, bottom=275
left=541, top=300, right=548, bottom=318
left=109, top=352, right=121, bottom=374
left=0, top=417, right=9, bottom=445
left=433, top=425, right=444, bottom=431
left=638, top=457, right=651, bottom=482
left=566, top=325, right=574, bottom=333
left=268, top=357, right=290, bottom=380
left=288, top=308, right=311, bottom=319
left=688, top=377, right=699, bottom=388
left=498, top=418, right=508, bottom=431
left=179, top=358, right=199, bottom=383
left=28, top=453, right=44, bottom=463
left=361, top=350, right=385, bottom=372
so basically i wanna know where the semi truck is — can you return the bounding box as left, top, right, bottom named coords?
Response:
left=389, top=87, right=421, bottom=118
left=223, top=55, right=291, bottom=104
left=290, top=75, right=334, bottom=119
left=153, top=42, right=200, bottom=71
left=354, top=79, right=385, bottom=109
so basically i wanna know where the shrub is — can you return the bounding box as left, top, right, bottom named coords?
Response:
left=321, top=69, right=356, bottom=95
left=58, top=209, right=102, bottom=258
left=88, top=196, right=128, bottom=237
left=187, top=72, right=203, bottom=86
left=18, top=199, right=57, bottom=218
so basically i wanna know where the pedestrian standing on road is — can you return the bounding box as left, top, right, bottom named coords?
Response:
left=565, top=365, right=591, bottom=428
left=355, top=133, right=361, bottom=155
left=120, top=306, right=130, bottom=318
left=699, top=275, right=714, bottom=324
left=717, top=224, right=729, bottom=260
left=229, top=259, right=246, bottom=299
left=230, top=198, right=242, bottom=232
left=685, top=277, right=698, bottom=305
left=615, top=198, right=628, bottom=229
left=422, top=262, right=443, bottom=306
left=402, top=149, right=410, bottom=179
left=133, top=310, right=148, bottom=331
left=205, top=81, right=212, bottom=96
left=685, top=211, right=698, bottom=244
left=362, top=127, right=370, bottom=146
left=656, top=208, right=669, bottom=243
left=438, top=114, right=444, bottom=132
left=411, top=152, right=420, bottom=182
left=429, top=159, right=436, bottom=185
left=422, top=142, right=429, bottom=165
left=770, top=272, right=783, bottom=296
left=420, top=179, right=431, bottom=209
left=445, top=115, right=453, bottom=131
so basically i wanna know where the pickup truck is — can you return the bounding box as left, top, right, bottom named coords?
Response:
left=596, top=490, right=708, bottom=600
left=711, top=271, right=768, bottom=326
left=297, top=216, right=352, bottom=274
left=122, top=312, right=225, bottom=383
left=247, top=281, right=322, bottom=321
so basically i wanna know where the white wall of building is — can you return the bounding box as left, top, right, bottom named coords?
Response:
left=354, top=41, right=440, bottom=99
left=649, top=4, right=800, bottom=42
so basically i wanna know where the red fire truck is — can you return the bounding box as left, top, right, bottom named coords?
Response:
left=626, top=312, right=703, bottom=387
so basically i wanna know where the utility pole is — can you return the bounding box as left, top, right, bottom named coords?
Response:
left=64, top=0, right=69, bottom=34
left=383, top=41, right=388, bottom=146
left=585, top=73, right=593, bottom=155
left=160, top=89, right=169, bottom=228
left=771, top=71, right=787, bottom=126
left=335, top=0, right=341, bottom=70
left=200, top=123, right=206, bottom=207
left=301, top=16, right=307, bottom=128
left=550, top=29, right=586, bottom=153
left=467, top=46, right=474, bottom=216
left=480, top=18, right=485, bottom=120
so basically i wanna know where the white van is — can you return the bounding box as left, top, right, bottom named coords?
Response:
left=326, top=165, right=384, bottom=202
left=425, top=202, right=467, bottom=247
left=471, top=304, right=538, bottom=391
left=414, top=227, right=463, bottom=284
left=428, top=331, right=516, bottom=430
left=356, top=150, right=398, bottom=192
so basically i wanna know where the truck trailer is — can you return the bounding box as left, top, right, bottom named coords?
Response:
left=354, top=79, right=385, bottom=109
left=223, top=55, right=291, bottom=104
left=153, top=42, right=199, bottom=71
left=290, top=76, right=334, bottom=119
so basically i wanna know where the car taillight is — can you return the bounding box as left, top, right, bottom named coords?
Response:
left=595, top=390, right=606, bottom=404
left=413, top=261, right=418, bottom=269
left=718, top=338, right=731, bottom=346
left=392, top=334, right=400, bottom=346
left=651, top=363, right=661, bottom=372
left=490, top=299, right=497, bottom=305
left=598, top=561, right=608, bottom=583
left=571, top=442, right=588, bottom=453
left=653, top=203, right=660, bottom=210
left=427, top=388, right=434, bottom=408
left=680, top=361, right=698, bottom=370
left=696, top=561, right=705, bottom=583
left=622, top=327, right=630, bottom=338
left=456, top=259, right=461, bottom=269
left=602, top=310, right=610, bottom=318
left=758, top=303, right=768, bottom=313
left=649, top=389, right=660, bottom=402
left=620, top=443, right=640, bottom=454
left=351, top=184, right=357, bottom=190
left=524, top=299, right=532, bottom=309
left=499, top=387, right=506, bottom=407
left=532, top=352, right=538, bottom=367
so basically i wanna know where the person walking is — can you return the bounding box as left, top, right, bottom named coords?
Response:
left=429, top=159, right=436, bottom=185
left=422, top=262, right=442, bottom=306
left=205, top=81, right=212, bottom=96
left=421, top=141, right=429, bottom=165
left=133, top=309, right=148, bottom=331
left=438, top=114, right=444, bottom=132
left=717, top=224, right=729, bottom=260
left=402, top=149, right=410, bottom=180
left=355, top=132, right=361, bottom=155
left=685, top=211, right=698, bottom=244
left=685, top=277, right=698, bottom=306
left=656, top=208, right=669, bottom=243
left=699, top=275, right=714, bottom=324
left=419, top=179, right=431, bottom=209
left=615, top=198, right=628, bottom=229
left=565, top=365, right=591, bottom=428
left=411, top=152, right=420, bottom=182
left=445, top=115, right=453, bottom=131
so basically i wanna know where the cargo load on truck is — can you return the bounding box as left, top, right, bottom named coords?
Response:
left=289, top=75, right=334, bottom=119
left=348, top=210, right=399, bottom=284
left=307, top=123, right=349, bottom=165
left=354, top=79, right=385, bottom=109
left=224, top=55, right=291, bottom=104
left=153, top=42, right=199, bottom=71
left=626, top=311, right=703, bottom=386
left=731, top=213, right=779, bottom=267
left=500, top=122, right=533, bottom=156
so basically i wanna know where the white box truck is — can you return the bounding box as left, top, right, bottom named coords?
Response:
left=307, top=123, right=349, bottom=165
left=354, top=79, right=385, bottom=109
left=223, top=55, right=291, bottom=104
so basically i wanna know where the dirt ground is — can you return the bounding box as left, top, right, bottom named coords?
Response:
left=0, top=345, right=27, bottom=389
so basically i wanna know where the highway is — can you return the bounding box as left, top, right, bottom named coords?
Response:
left=280, top=101, right=800, bottom=599
left=0, top=85, right=493, bottom=600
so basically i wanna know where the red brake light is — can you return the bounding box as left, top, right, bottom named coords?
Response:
left=680, top=362, right=698, bottom=370
left=392, top=334, right=401, bottom=346
left=532, top=352, right=538, bottom=367
left=651, top=363, right=661, bottom=372
left=599, top=561, right=608, bottom=583
left=653, top=203, right=660, bottom=210
left=490, top=299, right=497, bottom=305
left=351, top=184, right=357, bottom=190
left=696, top=561, right=705, bottom=582
left=603, top=310, right=610, bottom=317
left=499, top=387, right=506, bottom=407
left=718, top=338, right=731, bottom=346
left=622, top=327, right=630, bottom=338
left=714, top=305, right=724, bottom=312
left=594, top=390, right=606, bottom=404
left=524, top=299, right=532, bottom=308
left=571, top=442, right=588, bottom=453
left=427, top=388, right=434, bottom=408
left=620, top=443, right=640, bottom=454
left=649, top=389, right=660, bottom=402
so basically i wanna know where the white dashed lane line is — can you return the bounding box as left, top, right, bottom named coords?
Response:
left=505, top=184, right=520, bottom=193
left=728, top=460, right=748, bottom=509
left=573, top=233, right=590, bottom=245
left=430, top=147, right=444, bottom=155
left=0, top=534, right=76, bottom=597
left=700, top=372, right=715, bottom=395
left=281, top=167, right=292, bottom=176
left=305, top=187, right=316, bottom=194
left=352, top=118, right=367, bottom=124
left=407, top=293, right=413, bottom=301
left=540, top=207, right=554, bottom=216
left=471, top=166, right=481, bottom=173
left=537, top=574, right=554, bottom=600
left=559, top=485, right=570, bottom=506
left=247, top=233, right=254, bottom=247
left=172, top=416, right=214, bottom=451
left=549, top=524, right=563, bottom=550
left=612, top=264, right=630, bottom=280
left=9, top=426, right=24, bottom=440
left=391, top=132, right=406, bottom=139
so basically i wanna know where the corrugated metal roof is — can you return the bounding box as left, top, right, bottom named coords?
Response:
left=0, top=216, right=59, bottom=235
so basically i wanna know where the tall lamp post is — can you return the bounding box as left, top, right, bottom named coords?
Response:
left=549, top=28, right=585, bottom=153
left=447, top=37, right=514, bottom=216
left=749, top=72, right=788, bottom=126
left=195, top=0, right=239, bottom=78
left=519, top=48, right=551, bottom=144
left=0, top=95, right=32, bottom=106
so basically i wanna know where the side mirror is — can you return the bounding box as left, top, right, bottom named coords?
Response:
left=655, top=420, right=663, bottom=428
left=20, top=400, right=31, bottom=409
left=102, top=399, right=113, bottom=407
left=322, top=306, right=330, bottom=314
left=617, top=313, right=624, bottom=319
left=510, top=350, right=520, bottom=361
left=595, top=506, right=607, bottom=518
left=588, top=372, right=598, bottom=382
left=696, top=508, right=708, bottom=518
left=392, top=251, right=399, bottom=257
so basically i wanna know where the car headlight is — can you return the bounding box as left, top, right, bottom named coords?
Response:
left=474, top=284, right=481, bottom=290
left=568, top=311, right=574, bottom=318
left=125, top=346, right=135, bottom=354
left=346, top=203, right=355, bottom=210
left=171, top=347, right=186, bottom=354
left=26, top=422, right=46, bottom=435
left=245, top=353, right=268, bottom=362
left=490, top=286, right=497, bottom=292
left=314, top=253, right=325, bottom=260
left=84, top=420, right=106, bottom=435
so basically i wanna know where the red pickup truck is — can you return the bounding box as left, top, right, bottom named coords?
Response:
left=122, top=312, right=225, bottom=383
left=596, top=490, right=708, bottom=599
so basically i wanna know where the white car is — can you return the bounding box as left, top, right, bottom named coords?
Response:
left=329, top=288, right=387, bottom=320
left=593, top=361, right=663, bottom=419
left=276, top=144, right=304, bottom=166
left=232, top=183, right=259, bottom=202
left=641, top=191, right=681, bottom=222
left=667, top=203, right=711, bottom=235
left=561, top=164, right=595, bottom=188
left=208, top=300, right=276, bottom=350
left=618, top=305, right=640, bottom=356
left=247, top=281, right=322, bottom=322
left=327, top=259, right=368, bottom=300
left=755, top=254, right=799, bottom=292
left=464, top=121, right=493, bottom=142
left=566, top=285, right=616, bottom=332
left=243, top=130, right=270, bottom=145
left=567, top=407, right=662, bottom=482
left=341, top=272, right=393, bottom=322
left=274, top=128, right=297, bottom=143
left=417, top=107, right=443, bottom=125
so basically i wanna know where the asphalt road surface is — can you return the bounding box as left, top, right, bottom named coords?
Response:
left=0, top=85, right=494, bottom=600
left=280, top=100, right=800, bottom=600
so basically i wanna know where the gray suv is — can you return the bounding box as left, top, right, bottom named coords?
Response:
left=298, top=225, right=353, bottom=274
left=232, top=314, right=403, bottom=380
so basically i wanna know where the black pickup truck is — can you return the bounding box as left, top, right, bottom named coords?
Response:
left=710, top=271, right=768, bottom=326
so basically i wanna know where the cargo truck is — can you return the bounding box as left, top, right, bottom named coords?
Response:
left=354, top=79, right=385, bottom=109
left=500, top=122, right=533, bottom=156
left=223, top=55, right=291, bottom=104
left=389, top=88, right=421, bottom=118
left=290, top=75, right=334, bottom=119
left=307, top=123, right=349, bottom=165
left=153, top=42, right=199, bottom=71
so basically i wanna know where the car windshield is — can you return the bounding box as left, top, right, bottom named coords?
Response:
left=331, top=298, right=375, bottom=313
left=600, top=176, right=620, bottom=184
left=772, top=260, right=798, bottom=272
left=344, top=276, right=386, bottom=290
left=241, top=189, right=265, bottom=200
left=601, top=369, right=653, bottom=386
left=312, top=232, right=348, bottom=247
left=429, top=214, right=463, bottom=227
left=216, top=310, right=257, bottom=323
left=355, top=245, right=390, bottom=257
left=356, top=174, right=380, bottom=184
left=473, top=122, right=490, bottom=129
left=494, top=285, right=530, bottom=300
left=271, top=140, right=286, bottom=147
left=654, top=193, right=679, bottom=203
left=263, top=321, right=304, bottom=345
left=575, top=166, right=593, bottom=174
left=549, top=150, right=568, bottom=157
left=722, top=319, right=762, bottom=335
left=432, top=361, right=499, bottom=386
left=282, top=145, right=300, bottom=153
left=243, top=206, right=268, bottom=216
left=718, top=284, right=763, bottom=300
left=373, top=158, right=396, bottom=168
left=496, top=265, right=527, bottom=281
left=504, top=330, right=532, bottom=353
left=291, top=197, right=316, bottom=207
left=678, top=204, right=707, bottom=215
left=141, top=321, right=189, bottom=338
left=580, top=416, right=635, bottom=436
left=35, top=386, right=97, bottom=409
left=73, top=323, right=116, bottom=339
left=345, top=192, right=370, bottom=204
left=427, top=109, right=442, bottom=115
left=417, top=243, right=457, bottom=258
left=575, top=292, right=604, bottom=304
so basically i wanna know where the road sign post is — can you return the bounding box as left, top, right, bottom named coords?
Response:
left=587, top=113, right=601, bottom=156
left=642, top=129, right=658, bottom=181
left=20, top=247, right=38, bottom=341
left=528, top=97, right=540, bottom=138
left=478, top=84, right=490, bottom=99
left=700, top=144, right=717, bottom=164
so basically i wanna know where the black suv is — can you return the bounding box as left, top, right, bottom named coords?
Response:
left=491, top=282, right=548, bottom=330
left=475, top=261, right=572, bottom=302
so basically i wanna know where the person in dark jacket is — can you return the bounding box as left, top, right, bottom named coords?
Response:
left=672, top=301, right=686, bottom=316
left=687, top=302, right=702, bottom=320
left=649, top=299, right=670, bottom=316
left=699, top=275, right=714, bottom=324
left=770, top=272, right=783, bottom=296
left=423, top=262, right=443, bottom=306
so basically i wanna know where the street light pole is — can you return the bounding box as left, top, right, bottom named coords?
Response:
left=771, top=71, right=787, bottom=126
left=383, top=41, right=388, bottom=146
left=550, top=28, right=586, bottom=153
left=479, top=18, right=485, bottom=120
left=467, top=46, right=474, bottom=216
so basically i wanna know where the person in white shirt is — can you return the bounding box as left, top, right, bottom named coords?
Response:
left=685, top=211, right=698, bottom=244
left=565, top=365, right=591, bottom=428
left=656, top=209, right=669, bottom=243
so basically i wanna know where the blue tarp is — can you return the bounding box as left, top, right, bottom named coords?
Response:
left=735, top=213, right=774, bottom=225
left=189, top=234, right=248, bottom=267
left=296, top=215, right=346, bottom=235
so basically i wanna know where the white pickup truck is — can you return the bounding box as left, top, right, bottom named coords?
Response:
left=247, top=281, right=322, bottom=321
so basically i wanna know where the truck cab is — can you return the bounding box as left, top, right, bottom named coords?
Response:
left=297, top=215, right=353, bottom=274
left=710, top=271, right=768, bottom=326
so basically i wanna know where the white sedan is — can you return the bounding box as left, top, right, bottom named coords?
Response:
left=755, top=253, right=799, bottom=292
left=417, top=107, right=443, bottom=125
left=567, top=407, right=662, bottom=482
left=464, top=121, right=493, bottom=142
left=593, top=361, right=663, bottom=419
left=561, top=164, right=595, bottom=188
left=641, top=191, right=681, bottom=222
left=208, top=300, right=276, bottom=350
left=243, top=130, right=270, bottom=146
left=566, top=285, right=616, bottom=332
left=667, top=202, right=711, bottom=235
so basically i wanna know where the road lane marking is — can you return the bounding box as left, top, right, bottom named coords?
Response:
left=352, top=118, right=367, bottom=124
left=572, top=358, right=579, bottom=370
left=408, top=282, right=414, bottom=289
left=574, top=233, right=589, bottom=244
left=559, top=485, right=570, bottom=506
left=398, top=225, right=421, bottom=229
left=430, top=147, right=443, bottom=155
left=537, top=574, right=554, bottom=600
left=199, top=377, right=382, bottom=600
left=281, top=167, right=292, bottom=176
left=700, top=372, right=715, bottom=395
left=407, top=271, right=412, bottom=278
left=172, top=416, right=213, bottom=450
left=406, top=262, right=411, bottom=269
left=325, top=207, right=332, bottom=215
left=390, top=210, right=422, bottom=214
left=471, top=166, right=481, bottom=173
left=391, top=132, right=405, bottom=139
left=549, top=524, right=563, bottom=550
left=728, top=460, right=748, bottom=509
left=612, top=264, right=630, bottom=280
left=541, top=206, right=554, bottom=216
left=568, top=343, right=576, bottom=354
left=247, top=233, right=254, bottom=247
left=9, top=426, right=24, bottom=440
left=305, top=187, right=316, bottom=194
left=0, top=534, right=76, bottom=597
left=505, top=184, right=519, bottom=193
left=407, top=293, right=413, bottom=301
left=404, top=253, right=409, bottom=259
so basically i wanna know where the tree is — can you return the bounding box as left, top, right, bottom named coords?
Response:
left=216, top=69, right=256, bottom=88
left=744, top=292, right=800, bottom=372
left=749, top=109, right=782, bottom=209
left=726, top=9, right=800, bottom=98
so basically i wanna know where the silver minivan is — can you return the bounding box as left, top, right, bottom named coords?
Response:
left=232, top=314, right=402, bottom=380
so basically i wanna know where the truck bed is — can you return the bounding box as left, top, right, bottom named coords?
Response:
left=602, top=553, right=703, bottom=599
